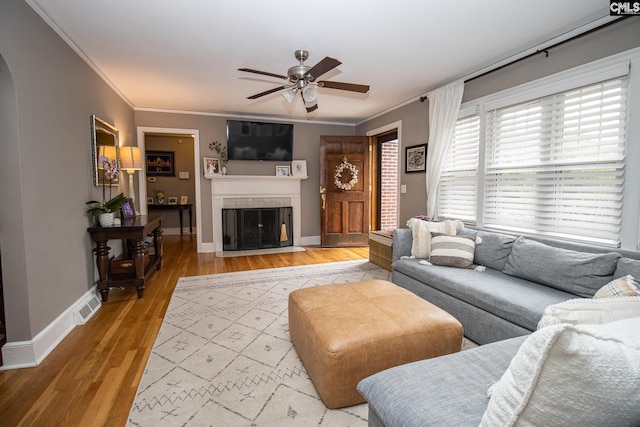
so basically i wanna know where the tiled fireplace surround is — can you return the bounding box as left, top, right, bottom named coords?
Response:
left=210, top=175, right=307, bottom=253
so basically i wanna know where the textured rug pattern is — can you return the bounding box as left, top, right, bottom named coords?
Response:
left=127, top=260, right=391, bottom=426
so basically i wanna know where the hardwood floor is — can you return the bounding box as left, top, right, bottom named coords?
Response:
left=0, top=235, right=369, bottom=426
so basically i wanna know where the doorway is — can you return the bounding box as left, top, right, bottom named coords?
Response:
left=136, top=127, right=204, bottom=252
left=367, top=121, right=401, bottom=232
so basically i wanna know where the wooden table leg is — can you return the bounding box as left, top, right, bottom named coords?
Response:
left=94, top=240, right=111, bottom=302
left=132, top=238, right=145, bottom=298
left=154, top=227, right=163, bottom=269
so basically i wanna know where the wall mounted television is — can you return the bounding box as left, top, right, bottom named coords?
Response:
left=226, top=120, right=294, bottom=161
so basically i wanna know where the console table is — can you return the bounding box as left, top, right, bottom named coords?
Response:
left=87, top=215, right=164, bottom=302
left=147, top=203, right=192, bottom=235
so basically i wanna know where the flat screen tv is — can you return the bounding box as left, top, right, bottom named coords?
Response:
left=226, top=120, right=293, bottom=161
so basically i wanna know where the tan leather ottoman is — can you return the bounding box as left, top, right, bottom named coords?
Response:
left=288, top=279, right=463, bottom=409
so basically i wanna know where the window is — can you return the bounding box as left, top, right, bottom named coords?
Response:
left=484, top=78, right=628, bottom=245
left=436, top=53, right=635, bottom=248
left=437, top=114, right=479, bottom=222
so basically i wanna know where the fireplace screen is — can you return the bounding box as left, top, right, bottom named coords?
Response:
left=222, top=207, right=293, bottom=251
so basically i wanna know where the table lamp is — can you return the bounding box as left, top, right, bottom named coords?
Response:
left=120, top=146, right=142, bottom=207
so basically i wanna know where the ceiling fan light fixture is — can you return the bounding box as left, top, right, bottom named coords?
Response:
left=302, top=84, right=318, bottom=107
left=282, top=87, right=297, bottom=104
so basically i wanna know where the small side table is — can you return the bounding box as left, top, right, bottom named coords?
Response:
left=147, top=204, right=192, bottom=235
left=87, top=215, right=164, bottom=302
left=369, top=230, right=394, bottom=271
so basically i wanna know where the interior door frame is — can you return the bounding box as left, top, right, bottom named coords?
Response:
left=366, top=120, right=402, bottom=230
left=136, top=126, right=203, bottom=252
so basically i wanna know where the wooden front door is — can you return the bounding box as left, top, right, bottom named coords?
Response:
left=320, top=135, right=370, bottom=247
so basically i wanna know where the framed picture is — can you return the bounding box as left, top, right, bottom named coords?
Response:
left=405, top=144, right=427, bottom=173
left=203, top=157, right=221, bottom=176
left=291, top=160, right=307, bottom=177
left=180, top=195, right=188, bottom=205
left=276, top=165, right=291, bottom=176
left=147, top=197, right=154, bottom=205
left=146, top=151, right=175, bottom=176
left=168, top=196, right=178, bottom=205
left=121, top=198, right=136, bottom=218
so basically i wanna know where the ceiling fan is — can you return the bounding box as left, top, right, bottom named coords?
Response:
left=239, top=49, right=370, bottom=113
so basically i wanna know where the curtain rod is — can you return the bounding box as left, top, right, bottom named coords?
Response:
left=419, top=16, right=625, bottom=103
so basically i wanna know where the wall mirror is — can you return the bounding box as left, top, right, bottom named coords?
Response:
left=91, top=115, right=120, bottom=186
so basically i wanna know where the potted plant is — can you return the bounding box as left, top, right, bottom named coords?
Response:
left=87, top=153, right=125, bottom=226
left=87, top=192, right=126, bottom=226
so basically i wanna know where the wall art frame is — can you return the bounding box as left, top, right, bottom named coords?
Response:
left=146, top=151, right=175, bottom=176
left=405, top=144, right=427, bottom=173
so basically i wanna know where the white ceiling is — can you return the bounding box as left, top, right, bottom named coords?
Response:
left=28, top=0, right=613, bottom=124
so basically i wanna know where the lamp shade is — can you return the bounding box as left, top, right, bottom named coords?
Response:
left=120, top=146, right=142, bottom=170
left=98, top=145, right=117, bottom=163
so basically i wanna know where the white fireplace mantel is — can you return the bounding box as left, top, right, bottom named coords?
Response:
left=210, top=175, right=308, bottom=252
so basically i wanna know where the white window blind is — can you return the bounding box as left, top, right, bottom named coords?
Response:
left=484, top=77, right=629, bottom=245
left=437, top=114, right=480, bottom=222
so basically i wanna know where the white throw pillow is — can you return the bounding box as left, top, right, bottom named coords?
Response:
left=480, top=317, right=640, bottom=427
left=406, top=218, right=463, bottom=258
left=537, top=296, right=640, bottom=329
left=593, top=274, right=640, bottom=298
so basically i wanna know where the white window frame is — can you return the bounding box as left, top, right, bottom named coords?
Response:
left=446, top=47, right=640, bottom=250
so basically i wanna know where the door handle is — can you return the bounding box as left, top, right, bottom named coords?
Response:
left=320, top=186, right=326, bottom=210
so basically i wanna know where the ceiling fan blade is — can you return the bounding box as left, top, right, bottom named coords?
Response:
left=318, top=81, right=370, bottom=93
left=247, top=85, right=289, bottom=99
left=306, top=57, right=341, bottom=80
left=239, top=68, right=288, bottom=80
left=306, top=103, right=319, bottom=113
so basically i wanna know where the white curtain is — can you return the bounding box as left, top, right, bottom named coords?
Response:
left=425, top=80, right=464, bottom=219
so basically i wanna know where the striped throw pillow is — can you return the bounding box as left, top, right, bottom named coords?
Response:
left=593, top=274, right=640, bottom=298
left=429, top=233, right=476, bottom=268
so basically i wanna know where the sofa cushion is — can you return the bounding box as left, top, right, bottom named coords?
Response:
left=502, top=236, right=620, bottom=297
left=615, top=257, right=640, bottom=279
left=480, top=317, right=640, bottom=427
left=472, top=231, right=516, bottom=271
left=358, top=336, right=526, bottom=427
left=428, top=233, right=476, bottom=268
left=407, top=219, right=457, bottom=258
left=393, top=258, right=575, bottom=331
left=593, top=274, right=640, bottom=298
left=537, top=296, right=640, bottom=329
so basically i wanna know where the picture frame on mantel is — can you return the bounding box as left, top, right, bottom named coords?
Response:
left=276, top=165, right=291, bottom=176
left=405, top=144, right=427, bottom=173
left=291, top=160, right=307, bottom=177
left=203, top=157, right=221, bottom=177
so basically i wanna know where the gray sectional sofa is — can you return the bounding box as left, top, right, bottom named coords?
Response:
left=357, top=227, right=640, bottom=426
left=389, top=227, right=640, bottom=344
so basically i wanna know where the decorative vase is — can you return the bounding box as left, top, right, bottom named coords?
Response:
left=98, top=212, right=115, bottom=227
left=222, top=166, right=227, bottom=175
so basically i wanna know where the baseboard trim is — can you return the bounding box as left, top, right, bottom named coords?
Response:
left=300, top=235, right=320, bottom=246
left=0, top=286, right=101, bottom=370
left=162, top=227, right=196, bottom=236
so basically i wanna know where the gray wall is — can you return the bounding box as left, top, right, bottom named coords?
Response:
left=134, top=110, right=354, bottom=241
left=0, top=1, right=135, bottom=341
left=356, top=17, right=640, bottom=227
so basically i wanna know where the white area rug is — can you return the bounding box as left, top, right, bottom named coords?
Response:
left=127, top=260, right=391, bottom=426
left=215, top=246, right=306, bottom=257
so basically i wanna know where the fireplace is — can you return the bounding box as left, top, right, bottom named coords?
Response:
left=222, top=207, right=293, bottom=250
left=210, top=175, right=307, bottom=253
